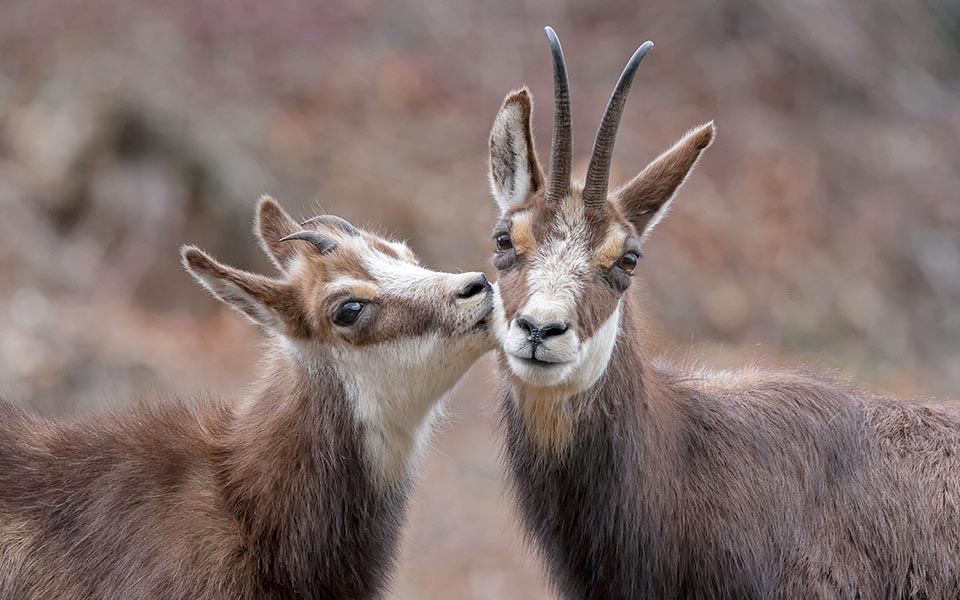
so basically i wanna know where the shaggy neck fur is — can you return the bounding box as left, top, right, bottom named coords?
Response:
left=500, top=291, right=960, bottom=599
left=217, top=347, right=411, bottom=598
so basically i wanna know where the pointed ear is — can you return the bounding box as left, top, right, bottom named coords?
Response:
left=181, top=246, right=297, bottom=331
left=255, top=195, right=302, bottom=271
left=616, top=122, right=715, bottom=242
left=488, top=88, right=544, bottom=214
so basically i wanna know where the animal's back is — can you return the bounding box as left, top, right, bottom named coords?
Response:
left=0, top=397, right=250, bottom=599
left=666, top=367, right=960, bottom=597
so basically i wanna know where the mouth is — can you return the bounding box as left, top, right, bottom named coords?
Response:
left=511, top=354, right=568, bottom=369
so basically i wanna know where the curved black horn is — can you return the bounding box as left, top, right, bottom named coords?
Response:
left=582, top=40, right=654, bottom=210
left=544, top=26, right=572, bottom=203
left=300, top=215, right=361, bottom=237
left=278, top=231, right=337, bottom=254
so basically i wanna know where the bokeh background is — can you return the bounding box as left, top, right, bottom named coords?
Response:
left=1, top=1, right=959, bottom=597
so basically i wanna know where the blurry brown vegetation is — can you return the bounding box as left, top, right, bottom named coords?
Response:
left=1, top=1, right=958, bottom=598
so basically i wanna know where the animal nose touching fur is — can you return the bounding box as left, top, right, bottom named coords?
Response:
left=456, top=273, right=490, bottom=300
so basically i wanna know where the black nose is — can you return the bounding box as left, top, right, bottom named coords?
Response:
left=515, top=315, right=569, bottom=342
left=457, top=273, right=490, bottom=299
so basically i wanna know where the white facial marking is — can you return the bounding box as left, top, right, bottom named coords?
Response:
left=523, top=197, right=590, bottom=322
left=364, top=249, right=447, bottom=301
left=491, top=281, right=511, bottom=346
left=498, top=199, right=597, bottom=386
left=568, top=301, right=622, bottom=391
left=523, top=234, right=589, bottom=323
left=500, top=300, right=621, bottom=391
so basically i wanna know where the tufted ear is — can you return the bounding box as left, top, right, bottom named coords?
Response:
left=255, top=195, right=302, bottom=271
left=181, top=246, right=298, bottom=332
left=488, top=88, right=544, bottom=214
left=616, top=122, right=715, bottom=242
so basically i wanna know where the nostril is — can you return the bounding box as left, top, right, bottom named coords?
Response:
left=457, top=274, right=489, bottom=299
left=515, top=315, right=537, bottom=334
left=540, top=321, right=569, bottom=339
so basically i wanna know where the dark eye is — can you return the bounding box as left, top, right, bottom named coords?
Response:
left=495, top=233, right=513, bottom=252
left=615, top=251, right=640, bottom=275
left=333, top=301, right=364, bottom=326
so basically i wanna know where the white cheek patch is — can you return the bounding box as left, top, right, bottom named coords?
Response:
left=491, top=282, right=511, bottom=345
left=569, top=300, right=622, bottom=392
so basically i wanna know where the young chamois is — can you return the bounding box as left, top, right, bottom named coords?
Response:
left=486, top=27, right=960, bottom=599
left=0, top=197, right=493, bottom=599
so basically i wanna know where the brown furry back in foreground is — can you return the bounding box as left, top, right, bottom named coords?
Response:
left=501, top=295, right=960, bottom=600
left=0, top=353, right=408, bottom=600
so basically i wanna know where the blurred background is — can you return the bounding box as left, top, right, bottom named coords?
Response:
left=1, top=0, right=958, bottom=597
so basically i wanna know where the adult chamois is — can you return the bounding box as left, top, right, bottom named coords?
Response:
left=0, top=197, right=494, bottom=599
left=485, top=27, right=960, bottom=599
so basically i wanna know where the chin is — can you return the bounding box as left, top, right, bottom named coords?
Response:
left=505, top=354, right=575, bottom=387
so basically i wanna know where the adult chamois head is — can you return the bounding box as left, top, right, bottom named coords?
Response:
left=488, top=27, right=713, bottom=447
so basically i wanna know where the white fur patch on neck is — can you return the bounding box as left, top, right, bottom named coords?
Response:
left=323, top=333, right=479, bottom=486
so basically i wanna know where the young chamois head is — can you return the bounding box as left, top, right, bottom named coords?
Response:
left=183, top=196, right=492, bottom=353
left=181, top=197, right=493, bottom=478
left=488, top=27, right=714, bottom=390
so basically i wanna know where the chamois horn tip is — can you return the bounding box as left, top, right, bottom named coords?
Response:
left=625, top=41, right=655, bottom=75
